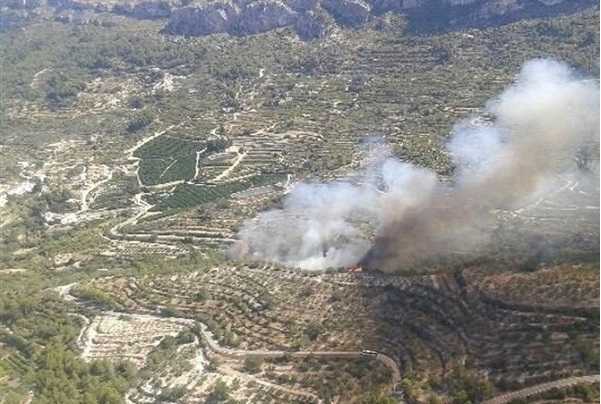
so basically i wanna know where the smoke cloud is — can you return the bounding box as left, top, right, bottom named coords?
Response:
left=232, top=59, right=600, bottom=272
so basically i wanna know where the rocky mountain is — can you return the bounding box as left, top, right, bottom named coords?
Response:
left=163, top=0, right=597, bottom=39
left=1, top=0, right=597, bottom=38
left=164, top=0, right=329, bottom=39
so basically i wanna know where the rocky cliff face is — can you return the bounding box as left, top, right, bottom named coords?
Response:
left=4, top=0, right=596, bottom=38
left=321, top=0, right=370, bottom=26
left=401, top=0, right=597, bottom=33
left=164, top=1, right=317, bottom=38
left=163, top=0, right=597, bottom=39
left=46, top=0, right=184, bottom=18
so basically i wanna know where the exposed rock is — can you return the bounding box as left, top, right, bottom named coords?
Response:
left=48, top=0, right=89, bottom=10
left=446, top=0, right=479, bottom=6
left=287, top=0, right=318, bottom=11
left=295, top=10, right=327, bottom=39
left=403, top=0, right=597, bottom=33
left=165, top=3, right=238, bottom=36
left=7, top=0, right=596, bottom=39
left=321, top=0, right=370, bottom=26
left=112, top=2, right=134, bottom=14
left=54, top=253, right=74, bottom=266
left=164, top=0, right=596, bottom=39
left=54, top=8, right=88, bottom=22
left=128, top=0, right=172, bottom=19
left=165, top=1, right=298, bottom=36
left=236, top=1, right=297, bottom=34
left=2, top=0, right=42, bottom=9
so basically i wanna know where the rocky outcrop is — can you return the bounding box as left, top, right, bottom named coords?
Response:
left=321, top=0, right=370, bottom=26
left=2, top=0, right=43, bottom=9
left=165, top=3, right=238, bottom=36
left=295, top=10, right=327, bottom=39
left=8, top=0, right=596, bottom=39
left=47, top=0, right=182, bottom=19
left=237, top=1, right=297, bottom=34
left=165, top=1, right=301, bottom=37
left=163, top=0, right=596, bottom=39
left=114, top=1, right=173, bottom=19
left=403, top=0, right=597, bottom=33
left=287, top=0, right=318, bottom=11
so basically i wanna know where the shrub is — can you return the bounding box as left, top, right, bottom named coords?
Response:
left=128, top=95, right=144, bottom=109
left=71, top=286, right=123, bottom=311
left=158, top=386, right=186, bottom=402
left=45, top=72, right=86, bottom=106
left=160, top=306, right=177, bottom=317
left=194, top=288, right=210, bottom=302
left=243, top=357, right=263, bottom=373
left=304, top=322, right=322, bottom=341
left=126, top=110, right=153, bottom=133
left=206, top=379, right=230, bottom=404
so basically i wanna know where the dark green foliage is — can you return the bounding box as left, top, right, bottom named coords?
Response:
left=193, top=288, right=210, bottom=302
left=31, top=344, right=135, bottom=404
left=209, top=63, right=254, bottom=82
left=154, top=175, right=285, bottom=211
left=361, top=392, right=396, bottom=404
left=303, top=322, right=322, bottom=341
left=446, top=366, right=493, bottom=404
left=71, top=286, right=124, bottom=311
left=134, top=135, right=206, bottom=160
left=0, top=293, right=78, bottom=350
left=126, top=110, right=153, bottom=133
left=206, top=136, right=231, bottom=153
left=243, top=357, right=263, bottom=374
left=299, top=286, right=313, bottom=297
left=42, top=188, right=74, bottom=213
left=70, top=27, right=207, bottom=71
left=160, top=306, right=178, bottom=317
left=0, top=291, right=136, bottom=404
left=174, top=330, right=195, bottom=345
left=2, top=390, right=23, bottom=404
left=575, top=336, right=600, bottom=370
left=508, top=382, right=600, bottom=403
left=137, top=155, right=198, bottom=185
left=134, top=135, right=210, bottom=185
left=205, top=379, right=230, bottom=404
left=158, top=385, right=187, bottom=402
left=128, top=95, right=144, bottom=109
left=158, top=335, right=177, bottom=350
left=45, top=72, right=85, bottom=107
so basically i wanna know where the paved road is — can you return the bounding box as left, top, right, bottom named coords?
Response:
left=59, top=284, right=402, bottom=393
left=197, top=323, right=402, bottom=385
left=482, top=375, right=600, bottom=404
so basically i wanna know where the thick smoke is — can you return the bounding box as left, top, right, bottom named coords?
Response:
left=233, top=59, right=600, bottom=271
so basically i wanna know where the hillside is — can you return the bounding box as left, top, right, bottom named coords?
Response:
left=0, top=2, right=599, bottom=403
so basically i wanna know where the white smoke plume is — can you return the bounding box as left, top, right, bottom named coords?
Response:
left=232, top=59, right=600, bottom=272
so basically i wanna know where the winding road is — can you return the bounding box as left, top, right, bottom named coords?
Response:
left=196, top=323, right=402, bottom=386
left=482, top=375, right=600, bottom=404
left=59, top=283, right=401, bottom=397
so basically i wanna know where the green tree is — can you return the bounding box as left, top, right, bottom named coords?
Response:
left=206, top=379, right=230, bottom=404
left=126, top=110, right=153, bottom=133
left=243, top=357, right=263, bottom=374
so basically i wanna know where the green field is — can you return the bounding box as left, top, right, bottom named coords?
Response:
left=134, top=135, right=208, bottom=185
left=153, top=174, right=285, bottom=211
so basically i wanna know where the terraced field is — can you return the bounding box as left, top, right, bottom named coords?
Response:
left=134, top=135, right=212, bottom=186
left=0, top=3, right=598, bottom=403
left=77, top=311, right=194, bottom=368
left=153, top=174, right=286, bottom=211
left=76, top=263, right=599, bottom=400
